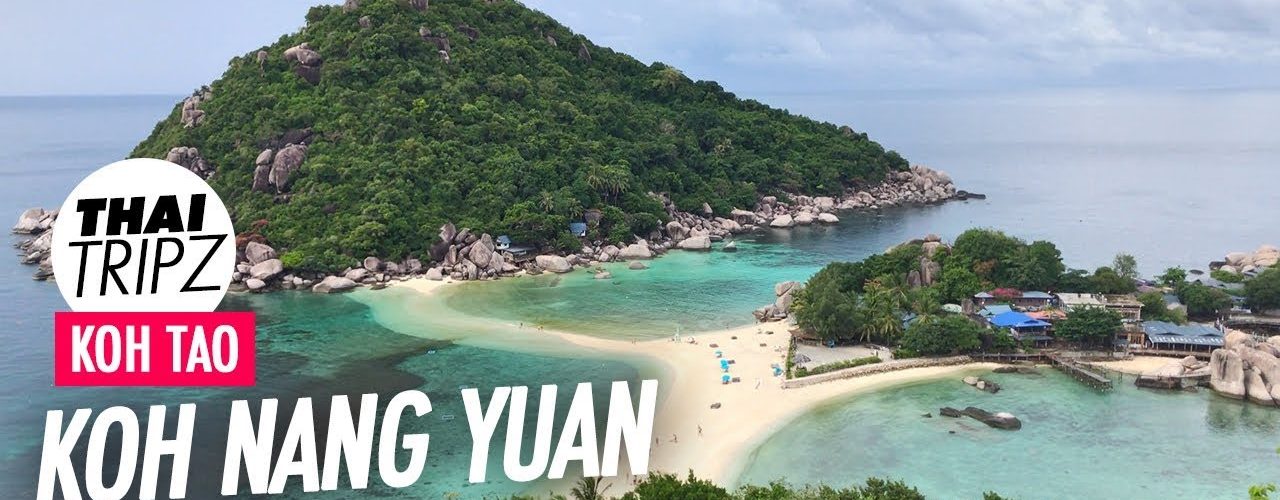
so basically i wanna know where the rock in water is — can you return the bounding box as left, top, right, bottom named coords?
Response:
left=13, top=208, right=45, bottom=234
left=312, top=276, right=358, bottom=293
left=535, top=255, right=572, bottom=273
left=723, top=240, right=738, bottom=252
left=1210, top=349, right=1247, bottom=399
left=677, top=235, right=711, bottom=251
left=770, top=214, right=795, bottom=228
left=616, top=244, right=655, bottom=260
left=628, top=261, right=648, bottom=270
left=962, top=407, right=1021, bottom=430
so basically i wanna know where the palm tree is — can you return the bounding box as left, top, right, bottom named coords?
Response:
left=570, top=476, right=610, bottom=500
left=538, top=190, right=557, bottom=213
left=584, top=163, right=631, bottom=202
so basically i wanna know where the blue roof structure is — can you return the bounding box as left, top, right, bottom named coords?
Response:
left=974, top=292, right=994, bottom=298
left=568, top=222, right=588, bottom=237
left=1021, top=291, right=1054, bottom=299
left=1143, top=321, right=1224, bottom=346
left=990, top=311, right=1052, bottom=330
left=496, top=235, right=511, bottom=246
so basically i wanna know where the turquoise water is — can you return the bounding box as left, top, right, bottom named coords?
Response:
left=737, top=368, right=1280, bottom=499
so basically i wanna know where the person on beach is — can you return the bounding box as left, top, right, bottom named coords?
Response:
left=698, top=425, right=703, bottom=437
left=755, top=377, right=761, bottom=389
left=672, top=434, right=678, bottom=443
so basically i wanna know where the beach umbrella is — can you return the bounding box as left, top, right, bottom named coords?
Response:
left=722, top=374, right=731, bottom=384
left=794, top=353, right=812, bottom=364
left=715, top=350, right=723, bottom=358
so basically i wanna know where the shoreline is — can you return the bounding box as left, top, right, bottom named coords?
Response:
left=380, top=278, right=998, bottom=489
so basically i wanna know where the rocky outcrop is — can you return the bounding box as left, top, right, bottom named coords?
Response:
left=1214, top=244, right=1279, bottom=275
left=957, top=407, right=1022, bottom=430
left=342, top=0, right=359, bottom=13
left=180, top=87, right=211, bottom=128
left=754, top=281, right=803, bottom=322
left=12, top=208, right=57, bottom=280
left=578, top=42, right=591, bottom=62
left=165, top=147, right=215, bottom=179
left=1208, top=332, right=1280, bottom=405
left=408, top=0, right=428, bottom=11
left=283, top=43, right=323, bottom=84
left=14, top=208, right=54, bottom=234
left=266, top=144, right=307, bottom=193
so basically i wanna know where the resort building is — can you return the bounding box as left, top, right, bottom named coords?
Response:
left=988, top=311, right=1053, bottom=346
left=971, top=290, right=1055, bottom=310
left=496, top=235, right=537, bottom=262
left=1057, top=292, right=1143, bottom=321
left=1141, top=321, right=1225, bottom=351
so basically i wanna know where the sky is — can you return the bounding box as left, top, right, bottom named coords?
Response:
left=1, top=0, right=1279, bottom=96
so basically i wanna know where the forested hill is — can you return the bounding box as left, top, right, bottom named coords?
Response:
left=132, top=0, right=908, bottom=270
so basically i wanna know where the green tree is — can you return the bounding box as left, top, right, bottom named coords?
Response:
left=938, top=265, right=983, bottom=303
left=1178, top=282, right=1234, bottom=319
left=1158, top=267, right=1187, bottom=288
left=1245, top=268, right=1280, bottom=312
left=1112, top=253, right=1139, bottom=280
left=792, top=278, right=858, bottom=342
left=1056, top=307, right=1122, bottom=347
left=1138, top=291, right=1186, bottom=324
left=622, top=472, right=730, bottom=500
left=1089, top=266, right=1136, bottom=294
left=900, top=315, right=984, bottom=355
left=1004, top=240, right=1065, bottom=290
left=854, top=280, right=904, bottom=344
left=570, top=477, right=609, bottom=500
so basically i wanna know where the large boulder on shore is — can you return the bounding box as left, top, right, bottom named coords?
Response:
left=13, top=208, right=46, bottom=234
left=244, top=241, right=277, bottom=265
left=312, top=276, right=357, bottom=293
left=1210, top=349, right=1247, bottom=399
left=618, top=243, right=653, bottom=260
left=677, top=235, right=712, bottom=251
left=770, top=214, right=795, bottom=228
left=535, top=255, right=572, bottom=273
left=249, top=259, right=284, bottom=281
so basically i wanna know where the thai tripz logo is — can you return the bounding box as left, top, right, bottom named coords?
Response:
left=49, top=158, right=254, bottom=387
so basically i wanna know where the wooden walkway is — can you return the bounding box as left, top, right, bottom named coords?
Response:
left=1047, top=353, right=1113, bottom=391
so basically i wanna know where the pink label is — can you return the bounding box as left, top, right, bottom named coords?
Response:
left=54, top=312, right=255, bottom=386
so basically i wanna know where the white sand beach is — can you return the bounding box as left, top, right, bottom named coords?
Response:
left=386, top=277, right=996, bottom=487
left=1093, top=356, right=1179, bottom=376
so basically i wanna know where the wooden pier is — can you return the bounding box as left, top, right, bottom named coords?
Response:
left=971, top=352, right=1049, bottom=363
left=1047, top=354, right=1113, bottom=391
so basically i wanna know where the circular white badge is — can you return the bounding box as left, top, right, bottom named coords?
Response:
left=50, top=158, right=236, bottom=312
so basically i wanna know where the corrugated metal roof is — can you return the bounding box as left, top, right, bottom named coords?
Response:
left=1149, top=335, right=1224, bottom=346
left=1022, top=291, right=1054, bottom=299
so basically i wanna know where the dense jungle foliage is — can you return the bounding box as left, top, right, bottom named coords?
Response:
left=131, top=0, right=908, bottom=270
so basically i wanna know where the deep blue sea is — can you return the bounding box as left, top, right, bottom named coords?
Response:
left=1, top=91, right=1277, bottom=498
